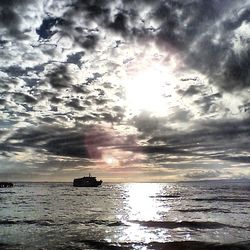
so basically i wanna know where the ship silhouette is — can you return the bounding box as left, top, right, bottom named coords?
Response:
left=73, top=173, right=102, bottom=187
left=0, top=182, right=13, bottom=188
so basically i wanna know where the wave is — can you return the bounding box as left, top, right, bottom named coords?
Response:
left=69, top=240, right=250, bottom=250
left=147, top=240, right=250, bottom=250
left=178, top=208, right=231, bottom=213
left=1, top=218, right=244, bottom=230
left=0, top=220, right=17, bottom=225
left=0, top=219, right=56, bottom=226
left=150, top=194, right=181, bottom=198
left=70, top=219, right=127, bottom=227
left=193, top=197, right=249, bottom=202
left=0, top=243, right=21, bottom=250
left=129, top=220, right=244, bottom=229
left=2, top=239, right=249, bottom=250
left=72, top=239, right=131, bottom=250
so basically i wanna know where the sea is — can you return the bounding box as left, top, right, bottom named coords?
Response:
left=0, top=180, right=250, bottom=250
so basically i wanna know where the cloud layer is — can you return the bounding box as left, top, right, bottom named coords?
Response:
left=1, top=0, right=250, bottom=181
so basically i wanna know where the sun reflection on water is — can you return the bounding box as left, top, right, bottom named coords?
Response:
left=124, top=183, right=165, bottom=221
left=113, top=183, right=173, bottom=244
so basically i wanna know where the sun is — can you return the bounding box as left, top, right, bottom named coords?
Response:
left=105, top=156, right=114, bottom=165
left=103, top=154, right=119, bottom=167
left=123, top=63, right=177, bottom=116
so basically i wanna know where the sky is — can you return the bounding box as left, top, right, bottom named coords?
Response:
left=0, top=0, right=250, bottom=182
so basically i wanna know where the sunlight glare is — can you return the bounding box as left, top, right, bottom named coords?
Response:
left=103, top=155, right=118, bottom=166
left=123, top=64, right=177, bottom=116
left=124, top=183, right=163, bottom=221
left=115, top=183, right=170, bottom=244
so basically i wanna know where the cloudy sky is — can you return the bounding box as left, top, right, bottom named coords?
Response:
left=1, top=0, right=250, bottom=182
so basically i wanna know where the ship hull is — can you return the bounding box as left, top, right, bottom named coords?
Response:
left=73, top=179, right=102, bottom=187
left=0, top=182, right=13, bottom=188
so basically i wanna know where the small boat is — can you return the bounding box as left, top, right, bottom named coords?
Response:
left=0, top=182, right=13, bottom=188
left=73, top=174, right=102, bottom=187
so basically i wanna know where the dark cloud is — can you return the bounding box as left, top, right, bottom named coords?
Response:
left=66, top=98, right=84, bottom=111
left=13, top=93, right=37, bottom=104
left=109, top=13, right=128, bottom=35
left=168, top=109, right=192, bottom=122
left=0, top=0, right=33, bottom=39
left=180, top=85, right=201, bottom=97
left=23, top=78, right=40, bottom=88
left=0, top=98, right=6, bottom=105
left=148, top=117, right=250, bottom=164
left=45, top=132, right=91, bottom=158
left=69, top=0, right=111, bottom=21
left=131, top=111, right=169, bottom=136
left=39, top=116, right=57, bottom=124
left=0, top=0, right=32, bottom=7
left=239, top=102, right=250, bottom=113
left=220, top=48, right=250, bottom=91
left=72, top=85, right=90, bottom=94
left=98, top=111, right=124, bottom=124
left=140, top=145, right=188, bottom=155
left=184, top=5, right=250, bottom=91
left=0, top=76, right=19, bottom=90
left=0, top=140, right=25, bottom=156
left=94, top=98, right=108, bottom=105
left=2, top=66, right=27, bottom=77
left=53, top=2, right=105, bottom=50
left=2, top=125, right=130, bottom=161
left=75, top=114, right=98, bottom=123
left=224, top=7, right=250, bottom=31
left=0, top=8, right=22, bottom=37
left=2, top=126, right=90, bottom=159
left=66, top=51, right=85, bottom=68
left=50, top=96, right=62, bottom=104
left=36, top=17, right=62, bottom=40
left=195, top=93, right=223, bottom=114
left=0, top=39, right=8, bottom=47
left=85, top=72, right=103, bottom=85
left=74, top=34, right=99, bottom=49
left=46, top=65, right=72, bottom=89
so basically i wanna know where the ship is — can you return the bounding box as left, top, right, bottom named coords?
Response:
left=73, top=173, right=102, bottom=187
left=0, top=182, right=13, bottom=188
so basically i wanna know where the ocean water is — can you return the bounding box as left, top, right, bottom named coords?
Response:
left=0, top=180, right=250, bottom=250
